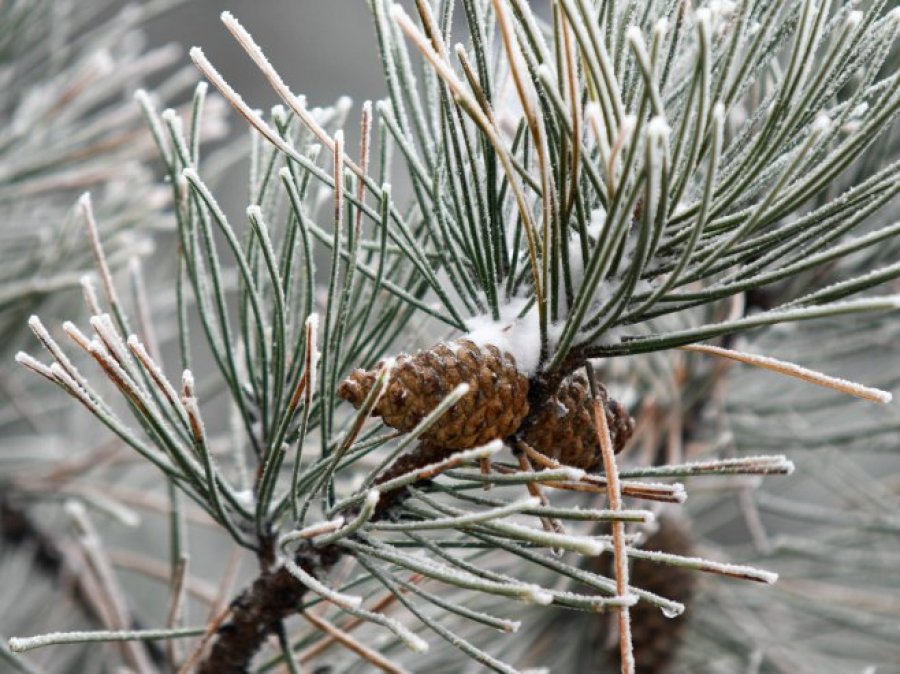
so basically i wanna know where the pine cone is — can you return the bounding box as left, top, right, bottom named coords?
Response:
left=338, top=340, right=530, bottom=450
left=520, top=371, right=634, bottom=471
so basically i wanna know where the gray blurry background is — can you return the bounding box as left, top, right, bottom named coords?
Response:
left=146, top=1, right=388, bottom=114
left=143, top=1, right=392, bottom=219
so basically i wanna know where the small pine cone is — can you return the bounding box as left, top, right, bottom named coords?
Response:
left=520, top=371, right=634, bottom=471
left=603, top=515, right=696, bottom=674
left=338, top=340, right=530, bottom=450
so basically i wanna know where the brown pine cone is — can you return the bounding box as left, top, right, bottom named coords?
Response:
left=520, top=371, right=634, bottom=471
left=338, top=340, right=530, bottom=450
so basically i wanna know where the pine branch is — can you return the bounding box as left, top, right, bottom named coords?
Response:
left=196, top=542, right=340, bottom=674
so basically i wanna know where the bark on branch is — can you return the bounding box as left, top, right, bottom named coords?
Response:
left=197, top=542, right=340, bottom=674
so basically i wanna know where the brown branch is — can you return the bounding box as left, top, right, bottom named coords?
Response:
left=196, top=541, right=340, bottom=674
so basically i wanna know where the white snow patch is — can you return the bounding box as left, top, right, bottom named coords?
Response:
left=709, top=0, right=737, bottom=34
left=565, top=206, right=608, bottom=292
left=653, top=18, right=669, bottom=37
left=694, top=8, right=712, bottom=26
left=588, top=207, right=607, bottom=239
left=567, top=239, right=587, bottom=293
left=234, top=489, right=255, bottom=508
left=647, top=115, right=672, bottom=140
left=633, top=279, right=655, bottom=296
left=464, top=298, right=542, bottom=376
left=625, top=25, right=645, bottom=45
left=523, top=586, right=554, bottom=605
left=812, top=113, right=832, bottom=134
left=594, top=326, right=624, bottom=348
left=618, top=114, right=637, bottom=144
left=181, top=369, right=195, bottom=397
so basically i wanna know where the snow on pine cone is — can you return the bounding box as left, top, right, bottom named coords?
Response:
left=520, top=370, right=634, bottom=470
left=338, top=339, right=530, bottom=450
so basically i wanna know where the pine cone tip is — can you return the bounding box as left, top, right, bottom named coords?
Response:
left=337, top=368, right=375, bottom=407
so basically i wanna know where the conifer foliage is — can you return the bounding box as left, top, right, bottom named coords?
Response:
left=6, top=1, right=899, bottom=672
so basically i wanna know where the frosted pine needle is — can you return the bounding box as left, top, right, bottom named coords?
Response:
left=681, top=343, right=893, bottom=403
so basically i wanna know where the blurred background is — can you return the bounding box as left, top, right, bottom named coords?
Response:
left=145, top=0, right=389, bottom=218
